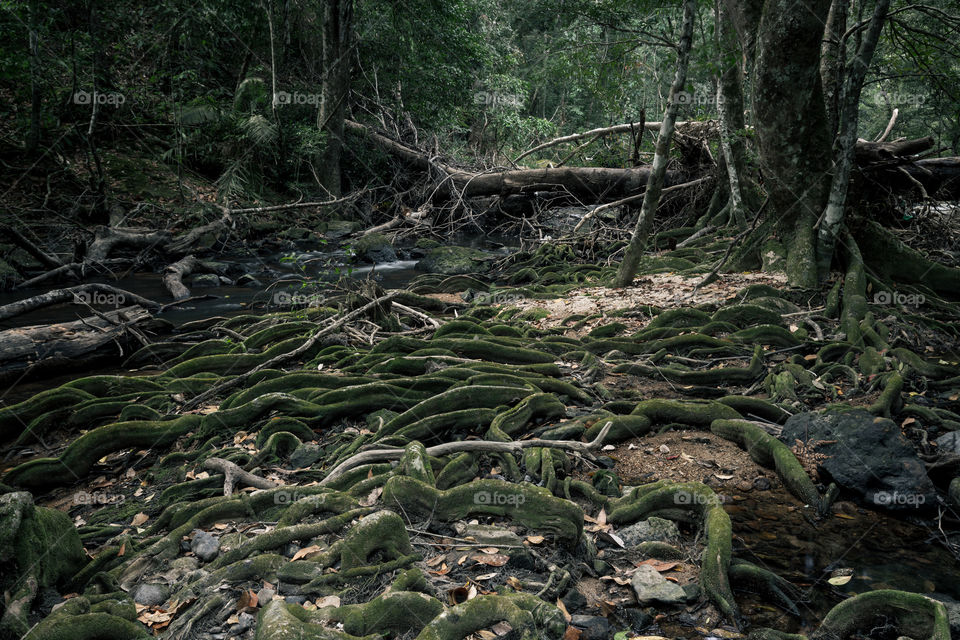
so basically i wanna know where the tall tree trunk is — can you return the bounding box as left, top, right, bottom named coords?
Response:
left=715, top=0, right=749, bottom=228
left=614, top=0, right=696, bottom=287
left=735, top=0, right=833, bottom=288
left=26, top=0, right=41, bottom=154
left=821, top=0, right=849, bottom=138
left=815, top=0, right=891, bottom=276
left=318, top=0, right=353, bottom=197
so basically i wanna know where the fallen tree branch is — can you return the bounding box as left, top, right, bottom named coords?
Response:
left=514, top=121, right=719, bottom=163
left=320, top=422, right=613, bottom=486
left=572, top=176, right=711, bottom=233
left=203, top=457, right=278, bottom=496
left=162, top=255, right=200, bottom=300
left=0, top=224, right=62, bottom=269
left=0, top=283, right=160, bottom=322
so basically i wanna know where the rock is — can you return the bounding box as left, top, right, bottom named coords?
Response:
left=415, top=238, right=442, bottom=250
left=191, top=273, right=221, bottom=288
left=353, top=233, right=397, bottom=263
left=256, top=587, right=276, bottom=604
left=630, top=564, right=687, bottom=606
left=453, top=523, right=523, bottom=547
left=236, top=274, right=263, bottom=288
left=623, top=608, right=653, bottom=631
left=278, top=227, right=313, bottom=241
left=161, top=556, right=199, bottom=582
left=133, top=583, right=170, bottom=607
left=780, top=410, right=936, bottom=511
left=416, top=246, right=491, bottom=275
left=284, top=595, right=308, bottom=605
left=570, top=615, right=612, bottom=640
left=191, top=530, right=220, bottom=562
left=927, top=593, right=960, bottom=638
left=682, top=583, right=701, bottom=602
left=618, top=517, right=680, bottom=547
left=323, top=220, right=360, bottom=239
left=289, top=443, right=323, bottom=469
left=935, top=431, right=960, bottom=454
left=561, top=589, right=588, bottom=613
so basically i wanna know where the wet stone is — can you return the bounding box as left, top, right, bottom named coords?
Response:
left=631, top=564, right=687, bottom=606
left=191, top=530, right=220, bottom=562
left=618, top=516, right=680, bottom=547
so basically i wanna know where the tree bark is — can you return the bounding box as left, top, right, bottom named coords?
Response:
left=614, top=0, right=696, bottom=287
left=815, top=0, right=891, bottom=276
left=317, top=0, right=354, bottom=196
left=820, top=0, right=849, bottom=138
left=0, top=306, right=156, bottom=384
left=715, top=0, right=749, bottom=228
left=736, top=0, right=833, bottom=288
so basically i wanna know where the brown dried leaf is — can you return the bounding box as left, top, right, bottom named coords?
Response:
left=291, top=545, right=324, bottom=561
left=471, top=553, right=509, bottom=567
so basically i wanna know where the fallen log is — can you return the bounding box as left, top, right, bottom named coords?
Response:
left=0, top=305, right=160, bottom=384
left=162, top=255, right=200, bottom=300
left=0, top=283, right=160, bottom=322
left=347, top=119, right=693, bottom=201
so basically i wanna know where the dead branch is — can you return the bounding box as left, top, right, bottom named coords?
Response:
left=203, top=457, right=278, bottom=496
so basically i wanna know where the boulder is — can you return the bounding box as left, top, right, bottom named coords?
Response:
left=417, top=246, right=491, bottom=275
left=630, top=564, right=687, bottom=606
left=353, top=233, right=397, bottom=263
left=618, top=516, right=680, bottom=547
left=780, top=409, right=936, bottom=511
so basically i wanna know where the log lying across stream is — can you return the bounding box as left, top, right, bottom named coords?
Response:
left=0, top=305, right=158, bottom=383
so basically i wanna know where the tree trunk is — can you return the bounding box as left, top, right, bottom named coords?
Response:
left=715, top=0, right=749, bottom=228
left=614, top=0, right=696, bottom=287
left=735, top=0, right=833, bottom=288
left=815, top=0, right=891, bottom=276
left=820, top=0, right=849, bottom=138
left=318, top=0, right=354, bottom=197
left=27, top=0, right=41, bottom=154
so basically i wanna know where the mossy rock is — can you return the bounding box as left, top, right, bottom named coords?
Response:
left=417, top=246, right=492, bottom=275
left=353, top=233, right=397, bottom=263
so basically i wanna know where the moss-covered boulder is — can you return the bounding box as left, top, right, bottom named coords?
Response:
left=417, top=246, right=492, bottom=275
left=354, top=233, right=397, bottom=263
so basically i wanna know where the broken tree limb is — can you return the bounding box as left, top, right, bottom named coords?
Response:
left=14, top=258, right=136, bottom=290
left=0, top=283, right=160, bottom=322
left=513, top=120, right=720, bottom=163
left=162, top=255, right=200, bottom=300
left=86, top=226, right=171, bottom=261
left=0, top=224, right=62, bottom=269
left=0, top=305, right=157, bottom=384
left=320, top=422, right=613, bottom=486
left=572, top=176, right=711, bottom=233
left=346, top=119, right=694, bottom=201
left=203, top=457, right=278, bottom=496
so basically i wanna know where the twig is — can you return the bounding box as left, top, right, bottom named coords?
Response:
left=204, top=457, right=278, bottom=496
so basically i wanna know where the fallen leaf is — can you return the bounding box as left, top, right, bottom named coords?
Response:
left=828, top=575, right=853, bottom=586
left=358, top=487, right=382, bottom=507
left=556, top=598, right=572, bottom=622
left=478, top=547, right=499, bottom=554
left=506, top=576, right=523, bottom=590
left=525, top=535, right=545, bottom=544
left=472, top=553, right=509, bottom=567
left=428, top=563, right=450, bottom=576
left=562, top=627, right=582, bottom=640
left=130, top=512, right=149, bottom=527
left=292, top=545, right=324, bottom=561
left=236, top=589, right=258, bottom=612
left=426, top=555, right=447, bottom=567
left=474, top=572, right=498, bottom=581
